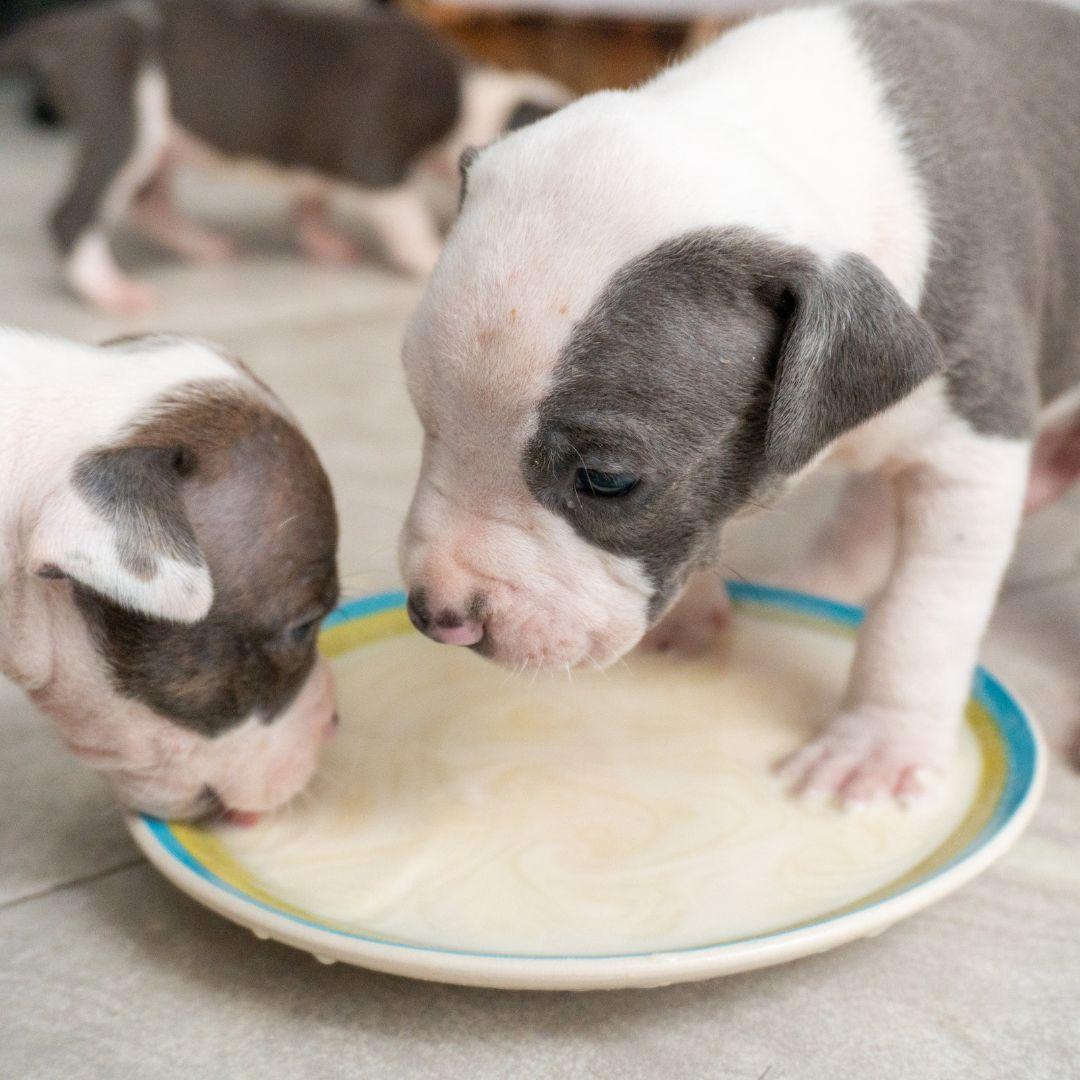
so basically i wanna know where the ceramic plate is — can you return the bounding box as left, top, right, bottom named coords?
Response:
left=128, top=584, right=1044, bottom=991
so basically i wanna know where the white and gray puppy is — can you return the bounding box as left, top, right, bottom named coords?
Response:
left=1, top=328, right=340, bottom=819
left=399, top=1, right=1080, bottom=806
left=0, top=0, right=568, bottom=312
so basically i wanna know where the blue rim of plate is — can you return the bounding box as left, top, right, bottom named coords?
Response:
left=136, top=582, right=1043, bottom=962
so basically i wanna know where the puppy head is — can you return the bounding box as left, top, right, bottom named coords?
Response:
left=400, top=111, right=940, bottom=670
left=17, top=338, right=339, bottom=819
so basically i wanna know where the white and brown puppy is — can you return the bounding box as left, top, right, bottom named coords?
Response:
left=1, top=327, right=340, bottom=819
left=399, top=1, right=1080, bottom=806
left=0, top=0, right=568, bottom=312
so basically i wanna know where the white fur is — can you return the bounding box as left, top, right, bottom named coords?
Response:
left=103, top=67, right=171, bottom=223
left=0, top=329, right=334, bottom=816
left=399, top=435, right=652, bottom=669
left=780, top=420, right=1030, bottom=805
left=403, top=6, right=934, bottom=668
left=400, top=7, right=1033, bottom=804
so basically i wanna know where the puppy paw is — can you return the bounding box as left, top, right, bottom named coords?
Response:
left=389, top=239, right=442, bottom=279
left=86, top=277, right=159, bottom=316
left=776, top=708, right=955, bottom=809
left=641, top=582, right=732, bottom=657
left=186, top=232, right=239, bottom=264
left=298, top=227, right=361, bottom=266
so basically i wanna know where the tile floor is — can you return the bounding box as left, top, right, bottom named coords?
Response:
left=1, top=84, right=1078, bottom=1079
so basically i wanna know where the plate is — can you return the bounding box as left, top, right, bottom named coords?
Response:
left=128, top=584, right=1044, bottom=990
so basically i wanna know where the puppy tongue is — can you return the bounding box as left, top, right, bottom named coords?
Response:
left=223, top=809, right=262, bottom=828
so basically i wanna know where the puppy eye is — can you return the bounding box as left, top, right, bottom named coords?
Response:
left=574, top=468, right=639, bottom=498
left=282, top=618, right=320, bottom=646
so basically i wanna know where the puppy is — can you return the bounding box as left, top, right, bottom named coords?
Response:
left=0, top=0, right=568, bottom=312
left=398, top=1, right=1080, bottom=806
left=1, top=327, right=340, bottom=819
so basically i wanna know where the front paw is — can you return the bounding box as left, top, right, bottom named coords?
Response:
left=776, top=707, right=957, bottom=808
left=389, top=239, right=441, bottom=279
left=640, top=585, right=732, bottom=657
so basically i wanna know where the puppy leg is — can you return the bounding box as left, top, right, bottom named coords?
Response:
left=65, top=233, right=157, bottom=315
left=785, top=472, right=897, bottom=604
left=350, top=181, right=442, bottom=278
left=293, top=191, right=361, bottom=266
left=49, top=34, right=168, bottom=313
left=779, top=428, right=1030, bottom=806
left=1025, top=407, right=1080, bottom=514
left=129, top=162, right=237, bottom=263
left=641, top=570, right=732, bottom=656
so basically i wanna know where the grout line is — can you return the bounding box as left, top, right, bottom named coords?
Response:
left=0, top=856, right=146, bottom=913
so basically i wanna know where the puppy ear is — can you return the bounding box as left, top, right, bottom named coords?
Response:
left=29, top=444, right=214, bottom=623
left=504, top=100, right=557, bottom=133
left=458, top=146, right=480, bottom=211
left=762, top=253, right=942, bottom=473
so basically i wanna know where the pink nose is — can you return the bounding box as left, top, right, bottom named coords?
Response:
left=427, top=620, right=485, bottom=647
left=407, top=590, right=486, bottom=648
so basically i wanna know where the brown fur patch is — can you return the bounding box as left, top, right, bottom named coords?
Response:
left=76, top=381, right=339, bottom=736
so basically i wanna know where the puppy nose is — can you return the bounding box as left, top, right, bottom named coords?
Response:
left=407, top=590, right=485, bottom=647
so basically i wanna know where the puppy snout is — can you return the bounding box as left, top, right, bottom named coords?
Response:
left=407, top=588, right=486, bottom=647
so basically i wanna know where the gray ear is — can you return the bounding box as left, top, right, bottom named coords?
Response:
left=458, top=146, right=480, bottom=211
left=763, top=253, right=942, bottom=473
left=504, top=100, right=558, bottom=133
left=30, top=444, right=214, bottom=623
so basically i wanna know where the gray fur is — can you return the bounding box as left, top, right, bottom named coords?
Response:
left=5, top=0, right=465, bottom=246
left=458, top=146, right=480, bottom=211
left=524, top=228, right=940, bottom=611
left=525, top=0, right=1080, bottom=611
left=850, top=0, right=1080, bottom=436
left=159, top=0, right=462, bottom=188
left=764, top=249, right=942, bottom=472
left=44, top=9, right=150, bottom=251
left=73, top=443, right=204, bottom=581
left=505, top=100, right=558, bottom=132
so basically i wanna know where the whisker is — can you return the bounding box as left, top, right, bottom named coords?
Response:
left=720, top=562, right=750, bottom=585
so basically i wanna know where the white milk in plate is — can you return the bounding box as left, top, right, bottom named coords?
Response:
left=216, top=610, right=981, bottom=955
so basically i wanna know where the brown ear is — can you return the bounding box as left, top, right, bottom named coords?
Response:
left=29, top=444, right=213, bottom=623
left=763, top=253, right=942, bottom=474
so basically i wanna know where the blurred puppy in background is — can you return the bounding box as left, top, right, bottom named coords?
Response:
left=0, top=0, right=569, bottom=312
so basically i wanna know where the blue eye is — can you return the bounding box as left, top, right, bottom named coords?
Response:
left=574, top=468, right=639, bottom=498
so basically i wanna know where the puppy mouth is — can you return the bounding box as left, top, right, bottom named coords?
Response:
left=469, top=617, right=631, bottom=672
left=196, top=785, right=261, bottom=827
left=468, top=633, right=495, bottom=659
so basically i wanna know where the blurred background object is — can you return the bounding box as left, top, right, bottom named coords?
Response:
left=0, top=0, right=87, bottom=123
left=1, top=0, right=746, bottom=107
left=405, top=0, right=747, bottom=92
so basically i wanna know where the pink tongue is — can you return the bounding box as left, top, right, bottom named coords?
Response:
left=223, top=809, right=262, bottom=828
